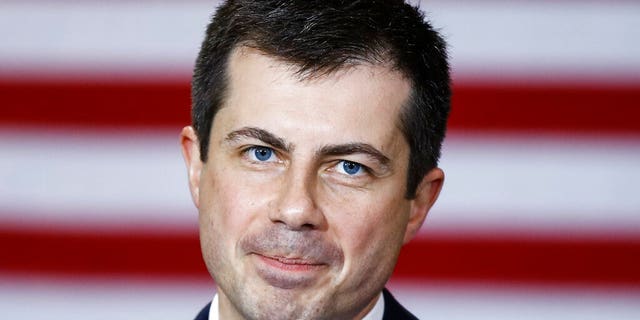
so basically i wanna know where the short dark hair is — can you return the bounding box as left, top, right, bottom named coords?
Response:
left=192, top=0, right=450, bottom=198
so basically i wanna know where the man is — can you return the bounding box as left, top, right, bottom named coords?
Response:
left=180, top=0, right=450, bottom=319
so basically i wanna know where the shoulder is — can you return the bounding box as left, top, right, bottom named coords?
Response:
left=194, top=302, right=211, bottom=320
left=382, top=288, right=419, bottom=320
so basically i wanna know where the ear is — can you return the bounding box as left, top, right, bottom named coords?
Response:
left=403, top=168, right=444, bottom=244
left=180, top=126, right=203, bottom=209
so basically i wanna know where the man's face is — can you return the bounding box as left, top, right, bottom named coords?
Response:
left=182, top=48, right=442, bottom=320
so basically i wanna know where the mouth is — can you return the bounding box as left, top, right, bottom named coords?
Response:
left=252, top=252, right=329, bottom=289
left=256, top=253, right=326, bottom=271
left=239, top=226, right=343, bottom=289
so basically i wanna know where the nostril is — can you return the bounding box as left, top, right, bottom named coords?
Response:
left=300, top=223, right=316, bottom=230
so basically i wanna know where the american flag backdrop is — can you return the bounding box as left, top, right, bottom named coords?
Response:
left=1, top=1, right=639, bottom=319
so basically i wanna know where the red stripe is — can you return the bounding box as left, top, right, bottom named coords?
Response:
left=449, top=84, right=640, bottom=135
left=396, top=236, right=640, bottom=286
left=0, top=80, right=191, bottom=129
left=2, top=227, right=639, bottom=286
left=1, top=228, right=203, bottom=278
left=2, top=79, right=639, bottom=134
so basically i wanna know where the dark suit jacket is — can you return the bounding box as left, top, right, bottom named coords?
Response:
left=194, top=288, right=418, bottom=320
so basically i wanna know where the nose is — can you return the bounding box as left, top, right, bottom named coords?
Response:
left=269, top=168, right=325, bottom=230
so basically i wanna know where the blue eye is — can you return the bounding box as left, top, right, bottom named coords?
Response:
left=250, top=146, right=274, bottom=161
left=341, top=160, right=362, bottom=175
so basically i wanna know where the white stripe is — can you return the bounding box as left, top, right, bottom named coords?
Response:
left=427, top=1, right=640, bottom=83
left=2, top=275, right=639, bottom=320
left=429, top=133, right=640, bottom=236
left=0, top=2, right=212, bottom=78
left=0, top=128, right=196, bottom=231
left=389, top=281, right=640, bottom=320
left=1, top=129, right=638, bottom=235
left=0, top=275, right=213, bottom=320
left=0, top=1, right=639, bottom=81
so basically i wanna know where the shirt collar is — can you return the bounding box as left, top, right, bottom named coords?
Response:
left=208, top=294, right=218, bottom=320
left=362, top=292, right=385, bottom=320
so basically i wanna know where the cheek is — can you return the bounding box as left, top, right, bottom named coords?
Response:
left=327, top=190, right=410, bottom=265
left=198, top=167, right=275, bottom=247
left=324, top=193, right=409, bottom=294
left=198, top=167, right=273, bottom=281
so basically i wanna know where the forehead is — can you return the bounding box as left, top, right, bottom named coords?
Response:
left=215, top=47, right=411, bottom=151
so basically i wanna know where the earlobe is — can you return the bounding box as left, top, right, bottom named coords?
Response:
left=180, top=126, right=203, bottom=208
left=403, top=168, right=444, bottom=244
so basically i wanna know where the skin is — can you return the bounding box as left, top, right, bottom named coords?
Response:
left=181, top=47, right=444, bottom=320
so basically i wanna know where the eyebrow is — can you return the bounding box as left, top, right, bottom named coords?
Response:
left=224, top=127, right=291, bottom=151
left=317, top=143, right=391, bottom=169
left=225, top=126, right=391, bottom=170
